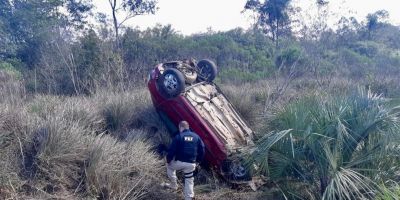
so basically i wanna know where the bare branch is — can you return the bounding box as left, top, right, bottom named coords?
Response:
left=117, top=13, right=136, bottom=28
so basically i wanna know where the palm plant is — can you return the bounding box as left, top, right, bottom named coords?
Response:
left=246, top=90, right=400, bottom=199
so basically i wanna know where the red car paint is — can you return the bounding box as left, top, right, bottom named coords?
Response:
left=147, top=64, right=227, bottom=168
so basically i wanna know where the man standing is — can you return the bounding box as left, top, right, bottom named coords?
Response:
left=164, top=121, right=205, bottom=200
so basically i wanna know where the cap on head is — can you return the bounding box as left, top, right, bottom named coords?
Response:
left=179, top=121, right=190, bottom=132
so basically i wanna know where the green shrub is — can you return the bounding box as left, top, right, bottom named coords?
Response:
left=251, top=57, right=274, bottom=72
left=341, top=48, right=371, bottom=65
left=246, top=90, right=400, bottom=199
left=349, top=41, right=382, bottom=57
left=0, top=61, right=22, bottom=80
left=275, top=46, right=302, bottom=67
left=219, top=68, right=270, bottom=83
left=376, top=184, right=400, bottom=200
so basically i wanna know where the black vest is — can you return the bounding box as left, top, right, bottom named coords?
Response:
left=175, top=130, right=200, bottom=163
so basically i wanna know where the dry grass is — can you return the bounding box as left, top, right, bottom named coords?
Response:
left=85, top=133, right=162, bottom=199
left=194, top=185, right=282, bottom=200
left=0, top=70, right=26, bottom=105
left=3, top=67, right=397, bottom=199
left=218, top=77, right=378, bottom=137
left=220, top=83, right=266, bottom=130
left=0, top=79, right=165, bottom=199
left=0, top=104, right=34, bottom=199
left=94, top=88, right=165, bottom=139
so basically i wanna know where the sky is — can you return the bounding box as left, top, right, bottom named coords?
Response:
left=94, top=0, right=400, bottom=35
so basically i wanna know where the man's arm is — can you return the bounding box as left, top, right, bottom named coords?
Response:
left=166, top=135, right=179, bottom=163
left=196, top=137, right=205, bottom=163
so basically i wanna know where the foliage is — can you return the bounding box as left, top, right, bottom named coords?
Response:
left=107, top=0, right=158, bottom=46
left=349, top=41, right=382, bottom=57
left=246, top=90, right=400, bottom=199
left=376, top=184, right=400, bottom=200
left=2, top=3, right=400, bottom=95
left=0, top=0, right=92, bottom=64
left=275, top=46, right=302, bottom=67
left=245, top=0, right=294, bottom=48
left=366, top=10, right=389, bottom=39
left=1, top=1, right=400, bottom=199
left=0, top=61, right=22, bottom=79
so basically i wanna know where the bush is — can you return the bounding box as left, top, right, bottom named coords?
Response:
left=219, top=68, right=270, bottom=83
left=349, top=41, right=382, bottom=57
left=338, top=48, right=373, bottom=77
left=246, top=90, right=400, bottom=199
left=0, top=61, right=22, bottom=79
left=275, top=46, right=302, bottom=67
left=376, top=184, right=400, bottom=200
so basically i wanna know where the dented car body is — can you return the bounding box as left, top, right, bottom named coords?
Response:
left=148, top=60, right=254, bottom=181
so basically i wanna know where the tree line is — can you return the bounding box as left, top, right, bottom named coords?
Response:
left=1, top=0, right=400, bottom=95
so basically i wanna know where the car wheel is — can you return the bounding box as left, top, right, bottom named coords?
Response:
left=196, top=59, right=218, bottom=82
left=221, top=159, right=251, bottom=181
left=157, top=68, right=185, bottom=98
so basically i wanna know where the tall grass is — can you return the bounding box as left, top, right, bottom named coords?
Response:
left=219, top=77, right=357, bottom=132
left=85, top=133, right=161, bottom=199
left=4, top=66, right=398, bottom=199
left=0, top=77, right=165, bottom=199
left=0, top=70, right=26, bottom=105
left=220, top=82, right=276, bottom=133
left=246, top=89, right=400, bottom=199
left=94, top=88, right=164, bottom=139
left=0, top=104, right=34, bottom=199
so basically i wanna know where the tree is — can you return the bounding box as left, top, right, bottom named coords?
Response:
left=311, top=0, right=330, bottom=40
left=0, top=0, right=92, bottom=66
left=0, top=0, right=14, bottom=58
left=245, top=0, right=293, bottom=48
left=107, top=0, right=158, bottom=47
left=365, top=10, right=389, bottom=39
left=66, top=0, right=94, bottom=29
left=336, top=16, right=360, bottom=45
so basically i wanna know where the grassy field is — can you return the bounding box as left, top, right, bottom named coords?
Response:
left=1, top=69, right=400, bottom=199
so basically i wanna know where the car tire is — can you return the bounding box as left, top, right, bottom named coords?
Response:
left=157, top=68, right=185, bottom=98
left=221, top=159, right=251, bottom=181
left=196, top=59, right=218, bottom=82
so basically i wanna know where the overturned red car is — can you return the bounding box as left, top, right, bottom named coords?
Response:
left=147, top=59, right=254, bottom=181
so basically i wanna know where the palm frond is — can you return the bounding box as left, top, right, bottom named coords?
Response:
left=323, top=168, right=386, bottom=200
left=246, top=89, right=400, bottom=198
left=246, top=129, right=293, bottom=175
